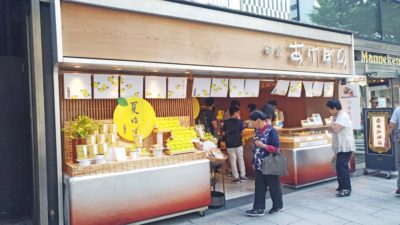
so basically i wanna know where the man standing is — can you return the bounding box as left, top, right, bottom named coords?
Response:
left=384, top=107, right=400, bottom=195
left=223, top=105, right=247, bottom=183
left=197, top=97, right=219, bottom=137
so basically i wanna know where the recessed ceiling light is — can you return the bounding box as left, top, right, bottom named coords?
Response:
left=116, top=67, right=122, bottom=71
left=74, top=65, right=81, bottom=68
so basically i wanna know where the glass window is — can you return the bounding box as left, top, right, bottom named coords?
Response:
left=381, top=0, right=400, bottom=43
left=300, top=0, right=381, bottom=39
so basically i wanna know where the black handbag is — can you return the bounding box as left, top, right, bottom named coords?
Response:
left=261, top=151, right=288, bottom=176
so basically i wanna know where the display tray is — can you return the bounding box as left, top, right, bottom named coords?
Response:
left=65, top=151, right=207, bottom=177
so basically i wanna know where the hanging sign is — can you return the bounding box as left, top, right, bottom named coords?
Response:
left=210, top=78, right=229, bottom=97
left=145, top=76, right=167, bottom=99
left=271, top=80, right=289, bottom=96
left=120, top=75, right=143, bottom=98
left=192, top=78, right=211, bottom=97
left=339, top=84, right=361, bottom=130
left=287, top=80, right=302, bottom=97
left=244, top=79, right=260, bottom=97
left=168, top=77, right=187, bottom=99
left=93, top=74, right=119, bottom=99
left=64, top=73, right=92, bottom=99
left=229, top=79, right=245, bottom=97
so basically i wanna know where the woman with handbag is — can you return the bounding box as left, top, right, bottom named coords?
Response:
left=246, top=107, right=284, bottom=217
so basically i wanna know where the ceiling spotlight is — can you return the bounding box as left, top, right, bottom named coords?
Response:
left=74, top=65, right=81, bottom=68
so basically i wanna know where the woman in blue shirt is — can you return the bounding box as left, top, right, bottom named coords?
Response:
left=246, top=106, right=284, bottom=217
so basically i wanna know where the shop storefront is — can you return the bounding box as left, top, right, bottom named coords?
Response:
left=52, top=1, right=355, bottom=224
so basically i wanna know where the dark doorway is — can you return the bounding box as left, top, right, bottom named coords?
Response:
left=0, top=0, right=34, bottom=224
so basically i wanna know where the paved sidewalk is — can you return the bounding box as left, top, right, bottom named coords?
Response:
left=148, top=171, right=400, bottom=225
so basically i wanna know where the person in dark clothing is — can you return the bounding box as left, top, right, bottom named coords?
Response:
left=246, top=107, right=284, bottom=217
left=197, top=97, right=219, bottom=137
left=247, top=103, right=257, bottom=113
left=223, top=105, right=246, bottom=183
left=224, top=99, right=241, bottom=120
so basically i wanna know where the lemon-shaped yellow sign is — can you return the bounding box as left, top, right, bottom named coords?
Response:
left=193, top=97, right=200, bottom=119
left=113, top=97, right=156, bottom=141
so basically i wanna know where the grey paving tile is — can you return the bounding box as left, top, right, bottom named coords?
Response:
left=326, top=208, right=398, bottom=225
left=288, top=220, right=320, bottom=225
left=194, top=217, right=238, bottom=225
left=354, top=188, right=395, bottom=201
left=284, top=206, right=348, bottom=225
left=190, top=213, right=226, bottom=224
left=343, top=223, right=363, bottom=225
left=239, top=218, right=277, bottom=225
left=261, top=212, right=301, bottom=225
left=360, top=197, right=400, bottom=213
left=236, top=203, right=253, bottom=212
left=321, top=197, right=382, bottom=214
left=292, top=198, right=338, bottom=212
left=220, top=210, right=253, bottom=224
left=372, top=209, right=400, bottom=223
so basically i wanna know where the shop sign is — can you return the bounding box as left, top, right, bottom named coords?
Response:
left=339, top=84, right=361, bottom=130
left=264, top=41, right=347, bottom=67
left=356, top=50, right=400, bottom=65
left=367, top=112, right=390, bottom=154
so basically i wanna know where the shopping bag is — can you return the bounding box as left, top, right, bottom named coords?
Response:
left=261, top=151, right=288, bottom=176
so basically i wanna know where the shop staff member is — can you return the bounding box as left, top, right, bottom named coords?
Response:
left=370, top=96, right=378, bottom=108
left=223, top=105, right=247, bottom=183
left=246, top=107, right=284, bottom=217
left=197, top=97, right=219, bottom=137
left=326, top=99, right=355, bottom=197
left=267, top=100, right=284, bottom=127
left=223, top=100, right=241, bottom=120
left=384, top=106, right=400, bottom=195
left=247, top=103, right=257, bottom=114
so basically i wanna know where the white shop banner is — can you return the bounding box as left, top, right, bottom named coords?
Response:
left=339, top=84, right=361, bottom=130
left=323, top=82, right=334, bottom=97
left=229, top=79, right=245, bottom=97
left=120, top=75, right=144, bottom=98
left=145, top=76, right=167, bottom=99
left=303, top=81, right=314, bottom=97
left=244, top=79, right=260, bottom=97
left=271, top=80, right=289, bottom=96
left=210, top=78, right=229, bottom=97
left=287, top=80, right=302, bottom=97
left=312, top=81, right=324, bottom=97
left=168, top=77, right=187, bottom=99
left=93, top=74, right=119, bottom=99
left=64, top=73, right=92, bottom=99
left=192, top=78, right=211, bottom=97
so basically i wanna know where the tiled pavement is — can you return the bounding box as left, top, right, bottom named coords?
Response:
left=147, top=171, right=400, bottom=225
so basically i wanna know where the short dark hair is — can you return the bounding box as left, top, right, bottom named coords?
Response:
left=267, top=100, right=277, bottom=107
left=229, top=105, right=240, bottom=116
left=261, top=104, right=276, bottom=121
left=370, top=96, right=378, bottom=101
left=205, top=97, right=215, bottom=107
left=247, top=103, right=256, bottom=112
left=230, top=99, right=241, bottom=107
left=249, top=110, right=267, bottom=121
left=326, top=99, right=342, bottom=110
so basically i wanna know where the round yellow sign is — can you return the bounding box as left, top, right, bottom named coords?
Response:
left=193, top=97, right=200, bottom=119
left=113, top=97, right=156, bottom=141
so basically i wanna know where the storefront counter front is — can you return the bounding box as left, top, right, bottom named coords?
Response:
left=64, top=159, right=210, bottom=225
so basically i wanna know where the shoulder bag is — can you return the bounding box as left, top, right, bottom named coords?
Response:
left=261, top=151, right=288, bottom=176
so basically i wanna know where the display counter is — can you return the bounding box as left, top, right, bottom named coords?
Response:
left=278, top=126, right=336, bottom=188
left=64, top=159, right=210, bottom=225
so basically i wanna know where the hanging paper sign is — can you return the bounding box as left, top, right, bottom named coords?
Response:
left=145, top=76, right=167, bottom=99
left=271, top=80, right=289, bottom=96
left=93, top=74, right=119, bottom=99
left=64, top=73, right=92, bottom=99
left=323, top=82, right=334, bottom=97
left=339, top=84, right=361, bottom=129
left=113, top=97, right=156, bottom=141
left=168, top=77, right=187, bottom=99
left=210, top=78, right=229, bottom=97
left=312, top=81, right=324, bottom=97
left=244, top=79, right=260, bottom=97
left=287, top=81, right=302, bottom=97
left=303, top=81, right=313, bottom=97
left=120, top=75, right=143, bottom=98
left=229, top=79, right=245, bottom=97
left=192, top=78, right=211, bottom=97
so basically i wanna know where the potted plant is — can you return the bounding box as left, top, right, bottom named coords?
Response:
left=64, top=115, right=99, bottom=163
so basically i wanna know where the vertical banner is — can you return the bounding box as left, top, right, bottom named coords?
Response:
left=323, top=82, right=334, bottom=97
left=271, top=80, right=290, bottom=96
left=145, top=76, right=167, bottom=99
left=244, top=79, right=260, bottom=97
left=168, top=77, right=187, bottom=99
left=120, top=75, right=144, bottom=98
left=229, top=79, right=245, bottom=97
left=303, top=81, right=313, bottom=97
left=210, top=78, right=229, bottom=97
left=192, top=78, right=211, bottom=97
left=93, top=74, right=119, bottom=99
left=287, top=81, right=302, bottom=97
left=64, top=73, right=92, bottom=99
left=339, top=84, right=361, bottom=130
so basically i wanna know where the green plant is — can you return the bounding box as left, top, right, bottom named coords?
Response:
left=64, top=115, right=99, bottom=139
